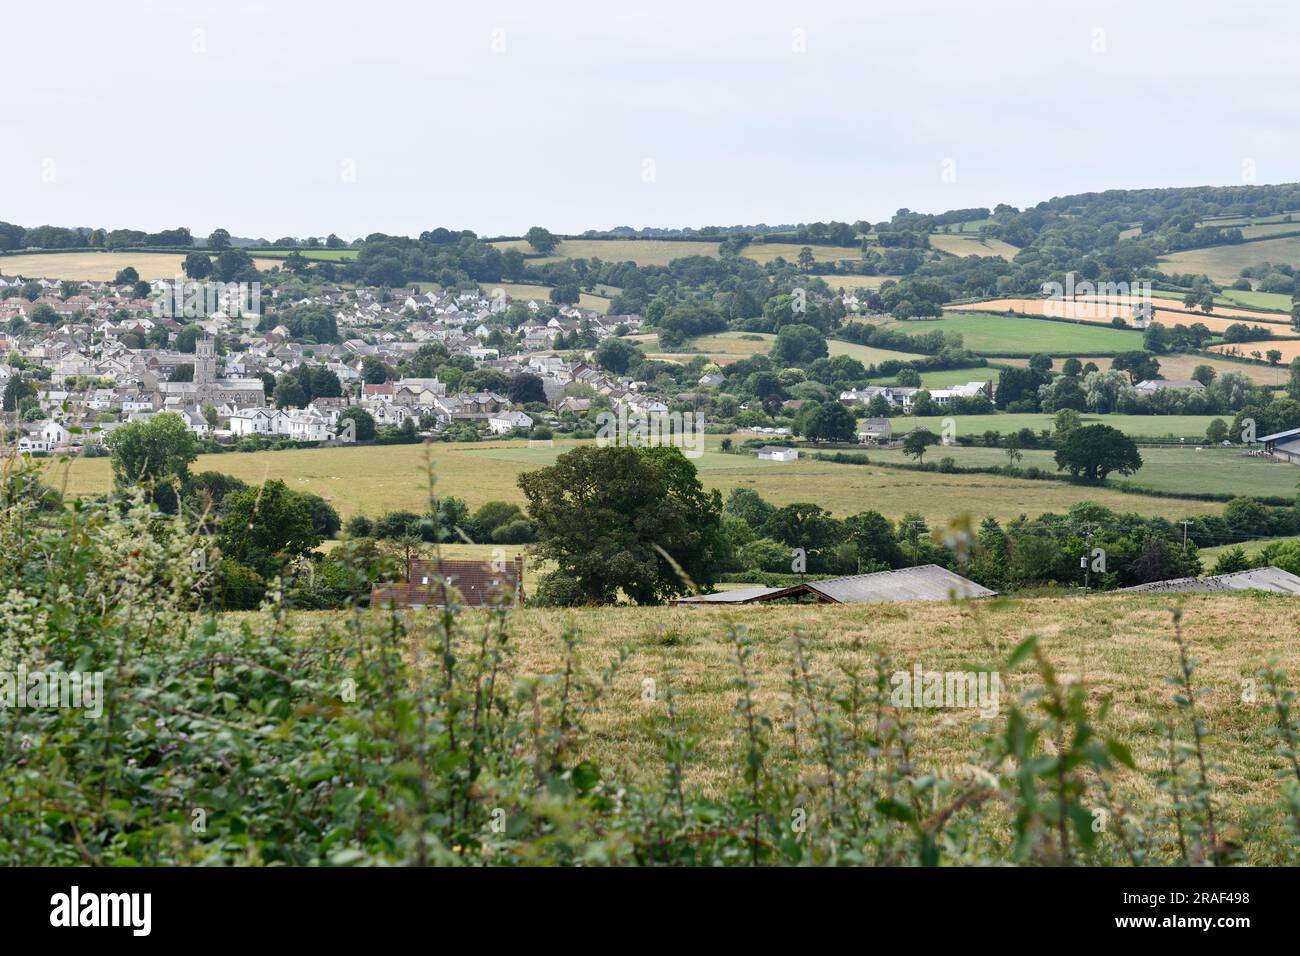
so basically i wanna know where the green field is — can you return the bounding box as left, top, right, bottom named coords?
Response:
left=908, top=411, right=1226, bottom=440
left=644, top=331, right=925, bottom=367
left=247, top=247, right=358, bottom=261
left=926, top=233, right=1019, bottom=260
left=1218, top=288, right=1295, bottom=312
left=868, top=444, right=1300, bottom=502
left=890, top=313, right=1145, bottom=355
left=1160, top=235, right=1300, bottom=285
left=44, top=435, right=1224, bottom=525
left=866, top=365, right=1005, bottom=387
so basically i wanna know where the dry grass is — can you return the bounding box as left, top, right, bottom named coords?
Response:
left=477, top=281, right=610, bottom=313
left=0, top=251, right=283, bottom=280
left=948, top=297, right=1290, bottom=336
left=739, top=241, right=864, bottom=265
left=490, top=238, right=720, bottom=267
left=1210, top=340, right=1300, bottom=363
left=927, top=234, right=1020, bottom=260
left=277, top=591, right=1300, bottom=860
left=1160, top=235, right=1300, bottom=285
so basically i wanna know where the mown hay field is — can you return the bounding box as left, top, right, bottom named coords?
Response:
left=947, top=296, right=1290, bottom=335
left=1159, top=235, right=1300, bottom=285
left=271, top=591, right=1300, bottom=861
left=490, top=238, right=720, bottom=267
left=926, top=233, right=1019, bottom=260
left=0, top=250, right=283, bottom=280
left=476, top=281, right=611, bottom=313
left=1210, top=340, right=1300, bottom=363
left=997, top=352, right=1289, bottom=387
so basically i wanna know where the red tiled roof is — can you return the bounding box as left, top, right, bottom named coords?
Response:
left=371, top=556, right=524, bottom=609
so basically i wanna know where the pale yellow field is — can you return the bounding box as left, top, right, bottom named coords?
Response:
left=818, top=273, right=896, bottom=291
left=478, top=281, right=610, bottom=313
left=1159, top=235, right=1300, bottom=285
left=1210, top=340, right=1300, bottom=363
left=738, top=242, right=863, bottom=265
left=0, top=251, right=283, bottom=281
left=948, top=296, right=1290, bottom=335
left=926, top=233, right=1019, bottom=260
left=1000, top=352, right=1291, bottom=386
left=490, top=238, right=720, bottom=267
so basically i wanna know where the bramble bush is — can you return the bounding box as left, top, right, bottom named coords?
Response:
left=1, top=452, right=1298, bottom=865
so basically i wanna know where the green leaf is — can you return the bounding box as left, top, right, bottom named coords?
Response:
left=1008, top=635, right=1038, bottom=668
left=1106, top=739, right=1136, bottom=769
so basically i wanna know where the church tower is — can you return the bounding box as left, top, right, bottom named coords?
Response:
left=195, top=334, right=217, bottom=402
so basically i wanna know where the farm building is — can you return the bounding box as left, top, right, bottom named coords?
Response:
left=1259, top=427, right=1300, bottom=464
left=1135, top=378, right=1207, bottom=396
left=757, top=446, right=798, bottom=461
left=672, top=565, right=995, bottom=606
left=1114, top=566, right=1300, bottom=594
left=371, top=556, right=525, bottom=609
left=858, top=417, right=893, bottom=443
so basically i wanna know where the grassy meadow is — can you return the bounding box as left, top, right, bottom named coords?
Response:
left=46, top=434, right=1230, bottom=526
left=869, top=444, right=1300, bottom=503
left=1159, top=235, right=1300, bottom=285
left=891, top=313, right=1145, bottom=354
left=926, top=233, right=1019, bottom=259
left=266, top=591, right=1300, bottom=861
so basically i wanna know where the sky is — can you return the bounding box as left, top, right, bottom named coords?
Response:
left=3, top=0, right=1299, bottom=240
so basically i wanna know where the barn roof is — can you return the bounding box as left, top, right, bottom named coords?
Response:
left=1114, top=566, right=1300, bottom=595
left=673, top=565, right=995, bottom=606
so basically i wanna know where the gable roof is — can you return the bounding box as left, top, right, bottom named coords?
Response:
left=674, top=565, right=995, bottom=605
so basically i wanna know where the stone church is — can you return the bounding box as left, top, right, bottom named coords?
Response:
left=160, top=335, right=266, bottom=407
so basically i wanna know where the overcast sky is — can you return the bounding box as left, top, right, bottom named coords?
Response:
left=4, top=0, right=1298, bottom=240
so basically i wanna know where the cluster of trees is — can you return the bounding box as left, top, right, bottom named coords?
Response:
left=100, top=414, right=341, bottom=608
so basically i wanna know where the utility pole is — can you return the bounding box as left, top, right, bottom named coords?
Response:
left=1181, top=520, right=1192, bottom=549
left=1081, top=522, right=1095, bottom=591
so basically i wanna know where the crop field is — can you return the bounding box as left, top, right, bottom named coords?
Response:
left=926, top=233, right=1019, bottom=259
left=644, top=331, right=925, bottom=367
left=908, top=411, right=1226, bottom=440
left=269, top=591, right=1300, bottom=858
left=490, top=238, right=720, bottom=267
left=889, top=312, right=1144, bottom=354
left=998, top=352, right=1290, bottom=387
left=1218, top=288, right=1295, bottom=311
left=248, top=248, right=358, bottom=261
left=43, top=435, right=1222, bottom=525
left=476, top=281, right=611, bottom=312
left=1210, top=340, right=1300, bottom=363
left=947, top=296, right=1290, bottom=335
left=0, top=250, right=283, bottom=280
left=738, top=241, right=864, bottom=265
left=868, top=444, right=1300, bottom=503
left=1159, top=235, right=1300, bottom=285
left=818, top=273, right=897, bottom=291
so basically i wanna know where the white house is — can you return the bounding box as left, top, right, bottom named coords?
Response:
left=489, top=410, right=534, bottom=435
left=39, top=421, right=72, bottom=447
left=757, top=446, right=798, bottom=462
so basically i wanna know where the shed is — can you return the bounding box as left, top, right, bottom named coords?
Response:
left=756, top=445, right=798, bottom=462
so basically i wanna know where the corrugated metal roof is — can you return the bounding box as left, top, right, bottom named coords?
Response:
left=674, top=586, right=789, bottom=604
left=1115, top=566, right=1300, bottom=595
left=674, top=565, right=995, bottom=605
left=806, top=565, right=997, bottom=603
